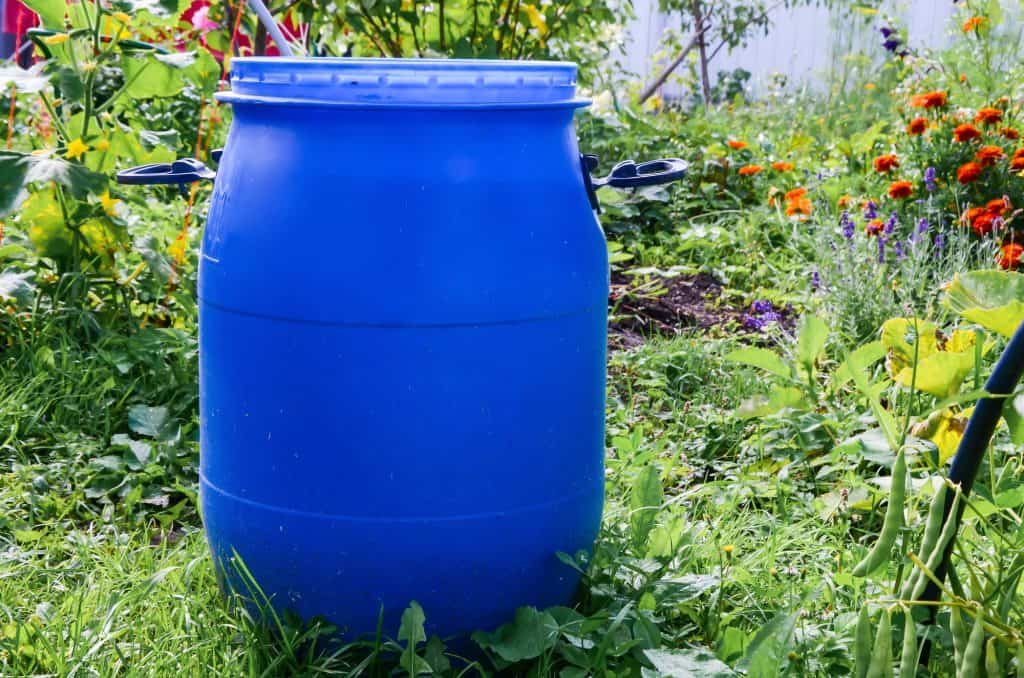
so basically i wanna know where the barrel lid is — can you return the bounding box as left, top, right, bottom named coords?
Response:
left=217, top=58, right=590, bottom=109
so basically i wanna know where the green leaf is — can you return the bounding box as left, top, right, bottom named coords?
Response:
left=0, top=64, right=50, bottom=94
left=135, top=235, right=173, bottom=282
left=630, top=465, right=663, bottom=548
left=723, top=347, right=791, bottom=379
left=113, top=0, right=190, bottom=18
left=55, top=66, right=85, bottom=103
left=471, top=607, right=559, bottom=662
left=22, top=0, right=65, bottom=29
left=736, top=386, right=807, bottom=419
left=894, top=351, right=975, bottom=398
left=1004, top=394, right=1024, bottom=445
left=120, top=55, right=186, bottom=99
left=0, top=269, right=35, bottom=305
left=0, top=152, right=108, bottom=216
left=128, top=404, right=170, bottom=439
left=398, top=601, right=426, bottom=646
left=737, top=609, right=798, bottom=678
left=644, top=647, right=736, bottom=677
left=796, top=315, right=828, bottom=372
left=945, top=270, right=1024, bottom=338
left=111, top=433, right=152, bottom=465
left=833, top=341, right=886, bottom=388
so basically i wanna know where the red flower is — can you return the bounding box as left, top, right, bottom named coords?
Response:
left=1012, top=156, right=1024, bottom=172
left=975, top=145, right=1005, bottom=166
left=739, top=164, right=763, bottom=176
left=957, top=162, right=983, bottom=184
left=999, top=243, right=1024, bottom=270
left=873, top=154, right=900, bottom=173
left=954, top=124, right=983, bottom=142
left=986, top=197, right=1011, bottom=216
left=975, top=107, right=1004, bottom=125
left=1001, top=128, right=1020, bottom=140
left=888, top=180, right=914, bottom=199
left=910, top=91, right=947, bottom=109
left=972, top=213, right=997, bottom=237
left=907, top=117, right=928, bottom=135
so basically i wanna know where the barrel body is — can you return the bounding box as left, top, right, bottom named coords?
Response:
left=199, top=59, right=607, bottom=639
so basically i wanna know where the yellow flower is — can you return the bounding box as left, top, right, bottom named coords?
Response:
left=99, top=192, right=120, bottom=217
left=93, top=137, right=110, bottom=152
left=42, top=33, right=69, bottom=45
left=65, top=138, right=89, bottom=160
left=524, top=4, right=548, bottom=36
left=864, top=83, right=876, bottom=91
left=723, top=544, right=735, bottom=555
left=112, top=11, right=131, bottom=24
left=400, top=0, right=413, bottom=10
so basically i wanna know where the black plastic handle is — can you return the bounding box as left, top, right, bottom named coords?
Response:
left=116, top=157, right=218, bottom=186
left=581, top=154, right=687, bottom=210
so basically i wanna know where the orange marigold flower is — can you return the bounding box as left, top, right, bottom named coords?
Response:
left=771, top=161, right=794, bottom=172
left=986, top=197, right=1011, bottom=215
left=1001, top=127, right=1021, bottom=140
left=784, top=187, right=807, bottom=202
left=963, top=16, right=987, bottom=33
left=1011, top=156, right=1024, bottom=172
left=785, top=198, right=812, bottom=218
left=873, top=154, right=900, bottom=173
left=975, top=145, right=1005, bottom=166
left=910, top=91, right=947, bottom=109
left=837, top=194, right=853, bottom=209
left=1014, top=148, right=1024, bottom=160
left=727, top=139, right=748, bottom=150
left=976, top=107, right=1003, bottom=125
left=888, top=180, right=914, bottom=199
left=954, top=124, right=982, bottom=142
left=999, top=243, right=1024, bottom=270
left=907, top=117, right=928, bottom=135
left=972, top=213, right=997, bottom=237
left=957, top=162, right=983, bottom=184
left=865, top=219, right=884, bottom=236
left=738, top=164, right=763, bottom=176
left=964, top=207, right=988, bottom=224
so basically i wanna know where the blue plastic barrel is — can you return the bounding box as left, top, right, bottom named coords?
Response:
left=199, top=58, right=608, bottom=639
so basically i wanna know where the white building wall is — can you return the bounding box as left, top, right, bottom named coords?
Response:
left=624, top=0, right=961, bottom=98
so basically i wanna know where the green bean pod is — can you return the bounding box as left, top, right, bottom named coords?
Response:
left=900, top=482, right=949, bottom=601
left=898, top=617, right=918, bottom=678
left=985, top=637, right=1000, bottom=677
left=910, top=489, right=963, bottom=601
left=856, top=605, right=873, bottom=678
left=854, top=450, right=908, bottom=577
left=959, top=609, right=986, bottom=678
left=866, top=609, right=893, bottom=678
left=951, top=607, right=968, bottom=669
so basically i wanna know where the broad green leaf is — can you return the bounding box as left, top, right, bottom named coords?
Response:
left=832, top=341, right=885, bottom=388
left=945, top=271, right=1024, bottom=338
left=895, top=351, right=975, bottom=398
left=880, top=317, right=938, bottom=375
left=0, top=64, right=49, bottom=93
left=796, top=315, right=828, bottom=371
left=630, top=465, right=663, bottom=548
left=120, top=55, right=186, bottom=99
left=0, top=269, right=35, bottom=305
left=0, top=152, right=107, bottom=216
left=737, top=609, right=798, bottom=678
left=1004, top=394, right=1024, bottom=445
left=643, top=647, right=736, bottom=677
left=909, top=408, right=969, bottom=463
left=471, top=607, right=559, bottom=662
left=135, top=235, right=173, bottom=282
left=22, top=0, right=65, bottom=29
left=23, top=189, right=71, bottom=260
left=111, top=433, right=153, bottom=465
left=724, top=347, right=791, bottom=379
left=113, top=0, right=190, bottom=19
left=398, top=601, right=426, bottom=646
left=128, top=404, right=170, bottom=439
left=736, top=386, right=807, bottom=419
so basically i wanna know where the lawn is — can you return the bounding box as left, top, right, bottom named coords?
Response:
left=2, top=0, right=1024, bottom=675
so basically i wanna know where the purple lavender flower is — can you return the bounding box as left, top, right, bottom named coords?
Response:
left=883, top=211, right=899, bottom=236
left=934, top=232, right=945, bottom=251
left=924, top=167, right=937, bottom=192
left=742, top=314, right=764, bottom=331
left=751, top=300, right=774, bottom=314
left=894, top=240, right=905, bottom=261
left=840, top=211, right=856, bottom=239
left=761, top=311, right=781, bottom=324
left=811, top=270, right=821, bottom=290
left=917, top=217, right=930, bottom=234
left=877, top=237, right=887, bottom=263
left=864, top=200, right=878, bottom=219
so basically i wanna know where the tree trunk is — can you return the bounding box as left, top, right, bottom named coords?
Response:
left=691, top=0, right=712, bottom=109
